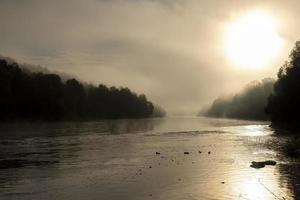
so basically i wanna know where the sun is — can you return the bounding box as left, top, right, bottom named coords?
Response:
left=225, top=11, right=282, bottom=69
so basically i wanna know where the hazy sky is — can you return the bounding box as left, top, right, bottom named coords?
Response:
left=0, top=0, right=299, bottom=114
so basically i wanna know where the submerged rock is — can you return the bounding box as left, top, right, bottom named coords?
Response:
left=250, top=160, right=276, bottom=169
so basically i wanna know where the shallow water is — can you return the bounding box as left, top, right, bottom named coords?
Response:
left=0, top=117, right=299, bottom=200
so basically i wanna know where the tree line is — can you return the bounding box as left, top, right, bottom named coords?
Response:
left=204, top=41, right=300, bottom=131
left=0, top=58, right=159, bottom=121
left=202, top=78, right=274, bottom=120
left=266, top=41, right=300, bottom=130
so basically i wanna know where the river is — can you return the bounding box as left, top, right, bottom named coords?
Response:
left=0, top=117, right=299, bottom=200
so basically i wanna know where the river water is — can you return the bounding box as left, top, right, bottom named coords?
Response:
left=0, top=117, right=299, bottom=200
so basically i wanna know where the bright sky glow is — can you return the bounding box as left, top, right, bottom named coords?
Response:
left=225, top=11, right=283, bottom=69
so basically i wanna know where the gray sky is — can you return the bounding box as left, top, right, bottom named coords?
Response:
left=0, top=0, right=299, bottom=115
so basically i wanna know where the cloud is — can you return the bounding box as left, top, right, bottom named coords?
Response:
left=0, top=0, right=298, bottom=114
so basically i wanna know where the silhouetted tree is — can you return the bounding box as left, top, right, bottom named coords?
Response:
left=64, top=79, right=85, bottom=119
left=0, top=57, right=157, bottom=121
left=152, top=104, right=167, bottom=117
left=266, top=41, right=300, bottom=130
left=204, top=78, right=274, bottom=120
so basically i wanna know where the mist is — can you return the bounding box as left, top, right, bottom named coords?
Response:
left=202, top=78, right=275, bottom=120
left=0, top=0, right=299, bottom=114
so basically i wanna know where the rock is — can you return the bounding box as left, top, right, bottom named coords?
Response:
left=250, top=161, right=265, bottom=169
left=221, top=182, right=225, bottom=184
left=250, top=160, right=276, bottom=169
left=208, top=151, right=211, bottom=154
left=198, top=151, right=202, bottom=154
left=156, top=152, right=161, bottom=155
left=184, top=152, right=190, bottom=154
left=264, top=160, right=277, bottom=166
left=149, top=166, right=152, bottom=168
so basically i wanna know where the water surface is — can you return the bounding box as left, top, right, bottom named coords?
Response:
left=0, top=117, right=299, bottom=200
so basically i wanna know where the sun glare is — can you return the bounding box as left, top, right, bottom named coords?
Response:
left=225, top=11, right=282, bottom=69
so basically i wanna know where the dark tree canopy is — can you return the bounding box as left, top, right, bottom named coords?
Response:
left=203, top=78, right=274, bottom=120
left=0, top=58, right=157, bottom=121
left=266, top=41, right=300, bottom=130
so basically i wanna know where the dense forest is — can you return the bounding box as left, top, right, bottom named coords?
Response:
left=266, top=41, right=300, bottom=130
left=0, top=58, right=161, bottom=121
left=202, top=78, right=275, bottom=120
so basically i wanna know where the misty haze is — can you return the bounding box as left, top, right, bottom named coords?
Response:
left=1, top=1, right=300, bottom=200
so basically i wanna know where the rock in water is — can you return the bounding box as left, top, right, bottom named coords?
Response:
left=250, top=161, right=266, bottom=169
left=264, top=160, right=277, bottom=166
left=250, top=160, right=276, bottom=169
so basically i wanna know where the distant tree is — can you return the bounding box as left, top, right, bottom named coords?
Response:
left=152, top=104, right=167, bottom=118
left=31, top=73, right=64, bottom=120
left=0, top=57, right=159, bottom=121
left=203, top=78, right=274, bottom=120
left=0, top=59, right=14, bottom=118
left=64, top=79, right=85, bottom=119
left=266, top=41, right=300, bottom=130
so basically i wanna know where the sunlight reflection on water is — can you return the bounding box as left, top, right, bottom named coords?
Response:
left=0, top=117, right=298, bottom=200
left=225, top=124, right=273, bottom=136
